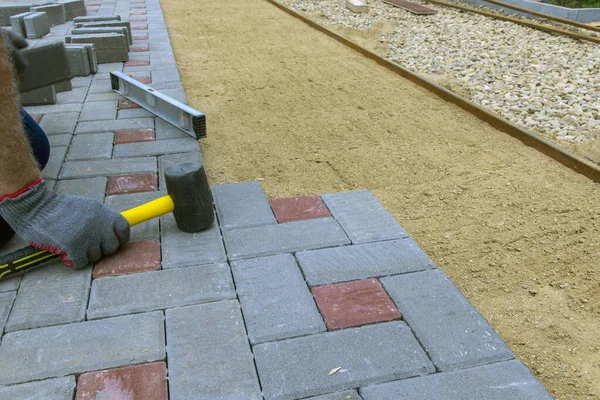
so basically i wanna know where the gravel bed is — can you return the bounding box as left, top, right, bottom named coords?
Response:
left=285, top=0, right=600, bottom=145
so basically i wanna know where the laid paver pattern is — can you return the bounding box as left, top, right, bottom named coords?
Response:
left=0, top=0, right=553, bottom=398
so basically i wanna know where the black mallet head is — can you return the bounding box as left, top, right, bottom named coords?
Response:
left=164, top=162, right=214, bottom=232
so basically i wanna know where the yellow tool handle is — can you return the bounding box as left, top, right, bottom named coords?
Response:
left=0, top=194, right=177, bottom=282
left=121, top=195, right=175, bottom=227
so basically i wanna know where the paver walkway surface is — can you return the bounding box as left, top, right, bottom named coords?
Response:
left=0, top=0, right=554, bottom=398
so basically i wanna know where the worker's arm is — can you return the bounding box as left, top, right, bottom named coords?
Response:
left=0, top=35, right=40, bottom=197
left=0, top=38, right=130, bottom=269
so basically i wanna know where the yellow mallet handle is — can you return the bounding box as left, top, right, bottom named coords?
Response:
left=120, top=195, right=175, bottom=227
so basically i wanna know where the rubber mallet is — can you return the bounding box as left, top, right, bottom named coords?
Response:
left=0, top=162, right=213, bottom=281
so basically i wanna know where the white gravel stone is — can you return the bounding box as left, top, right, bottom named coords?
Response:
left=285, top=0, right=600, bottom=145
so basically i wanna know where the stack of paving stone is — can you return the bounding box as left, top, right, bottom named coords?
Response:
left=67, top=15, right=130, bottom=63
left=0, top=1, right=86, bottom=27
left=3, top=1, right=88, bottom=106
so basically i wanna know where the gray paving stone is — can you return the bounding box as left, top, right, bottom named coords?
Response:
left=21, top=85, right=56, bottom=106
left=56, top=87, right=87, bottom=105
left=30, top=4, right=65, bottom=26
left=0, top=272, right=21, bottom=294
left=155, top=117, right=190, bottom=140
left=88, top=263, right=235, bottom=319
left=117, top=108, right=153, bottom=119
left=0, top=376, right=76, bottom=400
left=66, top=132, right=114, bottom=161
left=59, top=0, right=86, bottom=21
left=381, top=269, right=515, bottom=371
left=304, top=391, right=362, bottom=400
left=254, top=321, right=435, bottom=400
left=105, top=191, right=164, bottom=241
left=61, top=156, right=156, bottom=178
left=47, top=134, right=72, bottom=148
left=161, top=213, right=226, bottom=268
left=39, top=112, right=79, bottom=135
left=0, top=5, right=31, bottom=26
left=223, top=218, right=350, bottom=261
left=74, top=16, right=121, bottom=23
left=65, top=44, right=91, bottom=76
left=212, top=181, right=276, bottom=231
left=150, top=67, right=180, bottom=83
left=75, top=21, right=132, bottom=44
left=54, top=80, right=73, bottom=93
left=55, top=177, right=108, bottom=202
left=296, top=239, right=435, bottom=286
left=148, top=80, right=182, bottom=91
left=0, top=291, right=16, bottom=338
left=71, top=76, right=92, bottom=87
left=166, top=301, right=262, bottom=400
left=321, top=190, right=408, bottom=244
left=114, top=137, right=198, bottom=158
left=231, top=254, right=325, bottom=344
left=24, top=12, right=50, bottom=39
left=85, top=92, right=125, bottom=102
left=42, top=146, right=67, bottom=180
left=24, top=102, right=83, bottom=115
left=75, top=117, right=154, bottom=134
left=0, top=311, right=165, bottom=385
left=5, top=261, right=91, bottom=332
left=96, top=62, right=124, bottom=73
left=79, top=100, right=118, bottom=121
left=359, top=360, right=553, bottom=399
left=71, top=34, right=129, bottom=63
left=159, top=88, right=187, bottom=104
left=87, top=78, right=112, bottom=94
left=157, top=151, right=202, bottom=190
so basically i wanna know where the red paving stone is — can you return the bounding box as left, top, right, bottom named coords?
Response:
left=130, top=10, right=146, bottom=15
left=312, top=278, right=401, bottom=330
left=131, top=25, right=148, bottom=31
left=130, top=46, right=150, bottom=54
left=76, top=362, right=168, bottom=400
left=130, top=17, right=147, bottom=22
left=114, top=129, right=155, bottom=144
left=117, top=99, right=141, bottom=109
left=124, top=60, right=150, bottom=67
left=134, top=76, right=152, bottom=84
left=30, top=114, right=43, bottom=123
left=132, top=34, right=149, bottom=40
left=93, top=240, right=161, bottom=278
left=131, top=5, right=146, bottom=9
left=269, top=195, right=331, bottom=223
left=106, top=172, right=157, bottom=196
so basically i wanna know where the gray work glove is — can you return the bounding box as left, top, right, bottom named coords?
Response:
left=0, top=180, right=130, bottom=269
left=1, top=28, right=28, bottom=72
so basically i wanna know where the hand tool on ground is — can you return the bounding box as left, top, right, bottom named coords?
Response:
left=0, top=162, right=213, bottom=281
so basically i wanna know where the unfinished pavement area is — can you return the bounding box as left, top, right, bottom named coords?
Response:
left=160, top=0, right=600, bottom=398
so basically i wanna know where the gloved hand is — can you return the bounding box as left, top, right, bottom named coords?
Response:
left=0, top=179, right=130, bottom=269
left=1, top=28, right=28, bottom=72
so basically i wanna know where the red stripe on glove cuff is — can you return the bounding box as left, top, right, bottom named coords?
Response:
left=0, top=178, right=43, bottom=202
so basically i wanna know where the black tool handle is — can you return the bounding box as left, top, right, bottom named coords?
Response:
left=0, top=246, right=59, bottom=281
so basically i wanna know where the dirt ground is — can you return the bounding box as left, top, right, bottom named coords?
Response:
left=161, top=0, right=600, bottom=398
